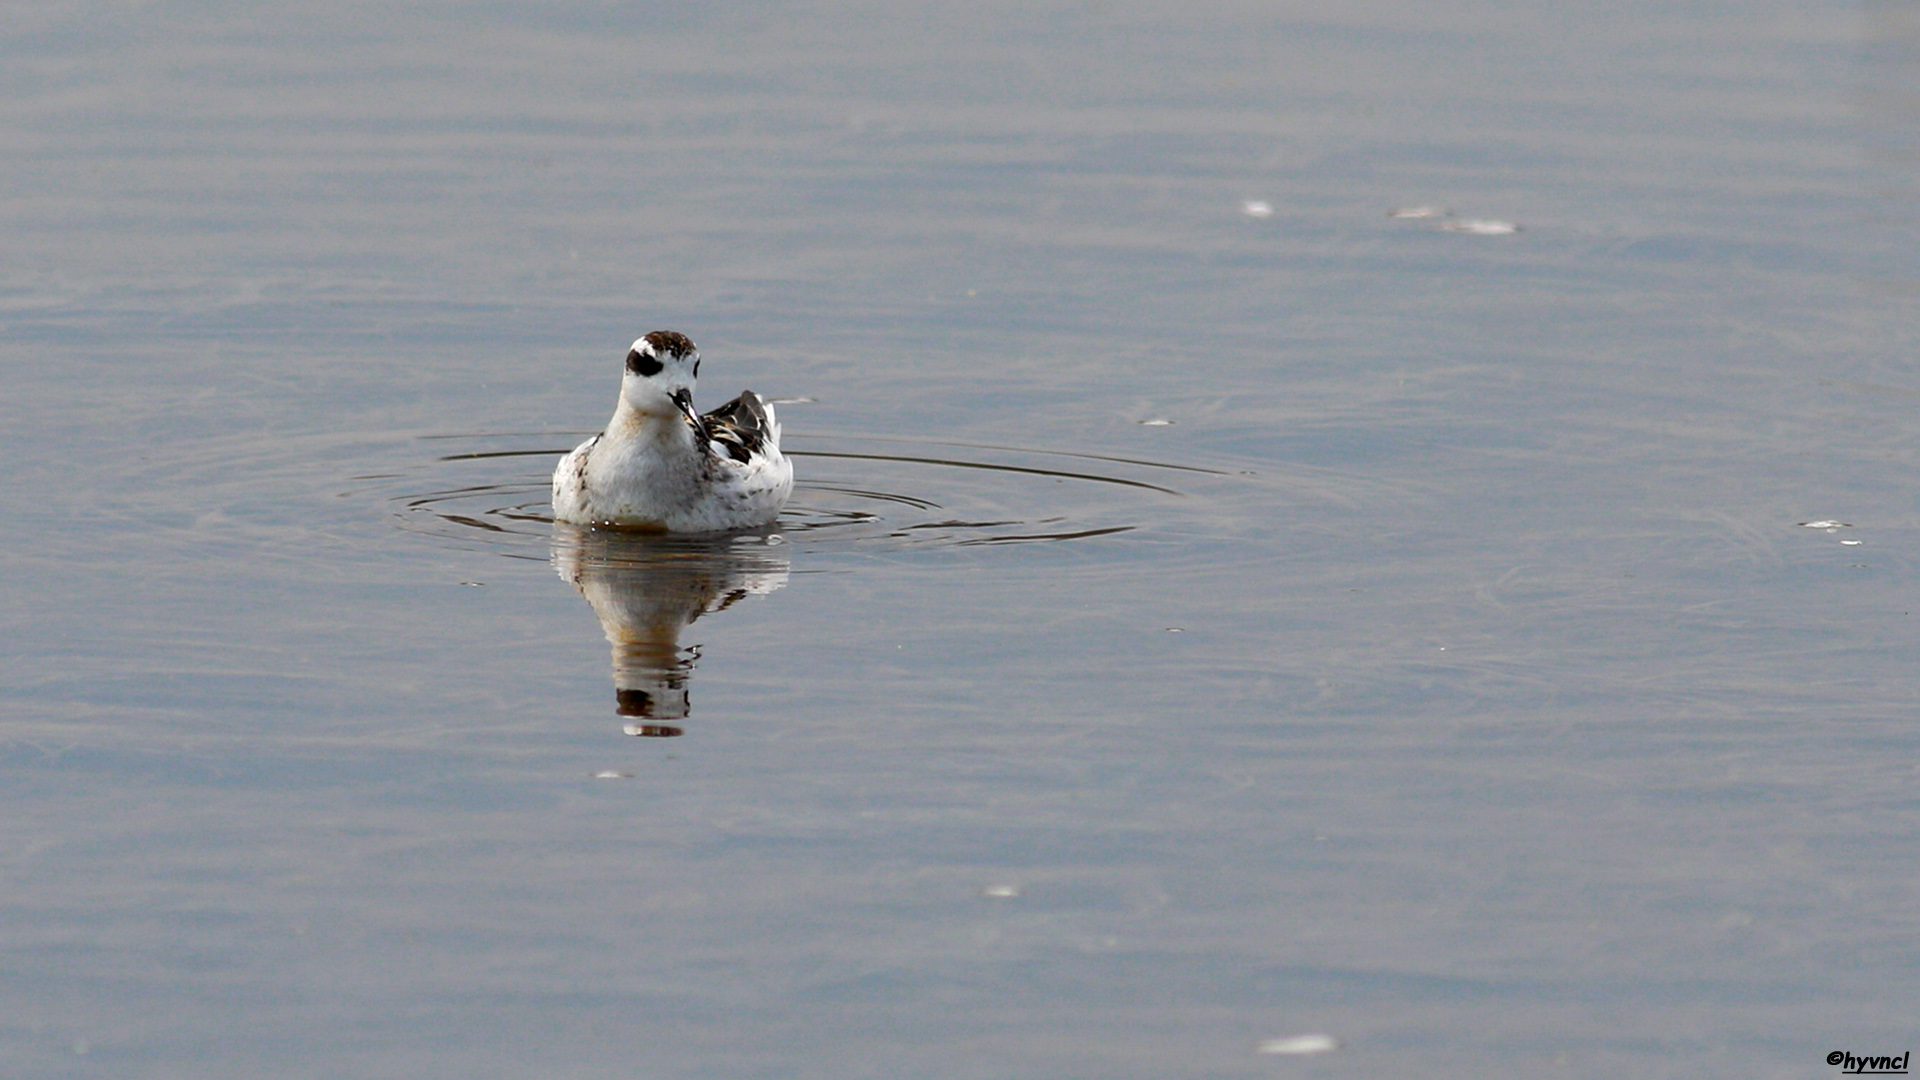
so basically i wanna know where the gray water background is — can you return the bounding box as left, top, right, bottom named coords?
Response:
left=4, top=1, right=1919, bottom=1077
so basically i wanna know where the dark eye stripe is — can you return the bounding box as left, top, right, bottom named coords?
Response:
left=693, top=360, right=700, bottom=377
left=626, top=349, right=663, bottom=377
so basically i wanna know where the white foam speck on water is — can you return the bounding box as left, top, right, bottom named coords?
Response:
left=1258, top=1033, right=1339, bottom=1055
left=1440, top=218, right=1520, bottom=235
left=1388, top=206, right=1519, bottom=233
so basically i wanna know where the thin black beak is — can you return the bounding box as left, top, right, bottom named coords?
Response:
left=671, top=388, right=700, bottom=429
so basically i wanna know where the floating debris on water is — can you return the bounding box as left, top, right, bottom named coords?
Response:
left=459, top=581, right=484, bottom=587
left=1166, top=627, right=1185, bottom=633
left=1258, top=1034, right=1339, bottom=1055
left=982, top=883, right=1022, bottom=898
left=1389, top=206, right=1521, bottom=234
left=1242, top=200, right=1274, bottom=219
left=1138, top=418, right=1173, bottom=426
left=1840, top=539, right=1863, bottom=546
left=591, top=770, right=633, bottom=780
left=1440, top=218, right=1520, bottom=235
left=1799, top=520, right=1851, bottom=530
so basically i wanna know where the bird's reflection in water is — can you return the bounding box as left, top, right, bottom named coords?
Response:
left=550, top=524, right=790, bottom=737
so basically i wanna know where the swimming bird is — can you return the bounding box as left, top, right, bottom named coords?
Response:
left=552, top=331, right=793, bottom=532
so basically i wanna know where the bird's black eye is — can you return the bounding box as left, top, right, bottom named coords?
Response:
left=693, top=359, right=700, bottom=378
left=626, top=349, right=663, bottom=377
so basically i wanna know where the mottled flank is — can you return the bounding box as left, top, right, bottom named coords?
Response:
left=643, top=330, right=696, bottom=358
left=573, top=434, right=598, bottom=486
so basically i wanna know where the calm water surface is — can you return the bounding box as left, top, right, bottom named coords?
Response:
left=4, top=2, right=1919, bottom=1077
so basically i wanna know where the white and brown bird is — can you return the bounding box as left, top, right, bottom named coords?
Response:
left=552, top=331, right=792, bottom=532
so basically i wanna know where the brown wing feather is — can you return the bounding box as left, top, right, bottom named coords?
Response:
left=699, top=391, right=775, bottom=464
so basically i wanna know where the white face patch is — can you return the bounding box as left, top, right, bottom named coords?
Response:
left=618, top=335, right=701, bottom=418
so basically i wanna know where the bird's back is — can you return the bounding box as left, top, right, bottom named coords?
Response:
left=700, top=391, right=781, bottom=464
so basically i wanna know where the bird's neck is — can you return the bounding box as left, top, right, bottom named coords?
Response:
left=608, top=400, right=694, bottom=446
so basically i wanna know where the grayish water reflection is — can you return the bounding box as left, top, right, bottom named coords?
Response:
left=4, top=1, right=1920, bottom=1078
left=552, top=525, right=790, bottom=734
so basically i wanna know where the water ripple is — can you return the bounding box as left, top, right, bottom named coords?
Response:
left=378, top=429, right=1217, bottom=555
